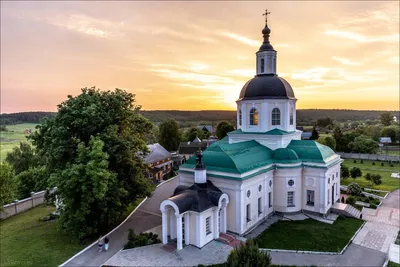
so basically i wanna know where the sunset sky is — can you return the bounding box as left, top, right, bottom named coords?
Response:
left=1, top=1, right=399, bottom=113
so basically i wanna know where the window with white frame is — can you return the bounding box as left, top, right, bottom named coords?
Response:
left=272, top=108, right=280, bottom=125
left=206, top=216, right=212, bottom=235
left=246, top=204, right=251, bottom=222
left=290, top=106, right=294, bottom=125
left=258, top=197, right=262, bottom=215
left=306, top=190, right=315, bottom=206
left=269, top=192, right=272, bottom=207
left=287, top=191, right=294, bottom=207
left=249, top=108, right=259, bottom=125
left=239, top=109, right=242, bottom=126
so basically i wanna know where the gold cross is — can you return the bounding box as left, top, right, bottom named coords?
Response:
left=263, top=9, right=271, bottom=23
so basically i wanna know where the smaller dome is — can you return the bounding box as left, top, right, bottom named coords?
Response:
left=273, top=148, right=301, bottom=164
left=262, top=25, right=271, bottom=35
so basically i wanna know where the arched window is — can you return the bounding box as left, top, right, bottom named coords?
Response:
left=239, top=109, right=242, bottom=126
left=290, top=106, right=294, bottom=125
left=249, top=108, right=259, bottom=125
left=260, top=58, right=265, bottom=73
left=272, top=108, right=280, bottom=125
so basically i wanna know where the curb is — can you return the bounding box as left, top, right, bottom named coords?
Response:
left=59, top=197, right=148, bottom=267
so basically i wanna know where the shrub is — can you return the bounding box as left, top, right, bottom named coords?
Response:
left=350, top=167, right=362, bottom=180
left=381, top=162, right=384, bottom=166
left=346, top=196, right=356, bottom=206
left=124, top=229, right=161, bottom=249
left=360, top=160, right=364, bottom=164
left=369, top=204, right=377, bottom=209
left=371, top=174, right=382, bottom=185
left=365, top=173, right=372, bottom=181
left=354, top=160, right=357, bottom=163
left=227, top=239, right=271, bottom=267
left=368, top=196, right=375, bottom=201
left=341, top=196, right=345, bottom=203
left=347, top=183, right=363, bottom=196
left=360, top=193, right=366, bottom=197
left=372, top=162, right=375, bottom=165
left=390, top=164, right=394, bottom=167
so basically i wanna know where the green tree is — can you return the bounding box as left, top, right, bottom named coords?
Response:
left=184, top=127, right=204, bottom=142
left=364, top=124, right=384, bottom=141
left=350, top=167, right=362, bottom=181
left=5, top=142, right=40, bottom=174
left=144, top=124, right=159, bottom=145
left=216, top=121, right=234, bottom=140
left=0, top=125, right=7, bottom=131
left=333, top=126, right=344, bottom=151
left=310, top=126, right=319, bottom=140
left=158, top=119, right=181, bottom=151
left=348, top=135, right=379, bottom=154
left=380, top=112, right=393, bottom=126
left=30, top=87, right=154, bottom=239
left=371, top=174, right=382, bottom=185
left=365, top=173, right=372, bottom=181
left=381, top=125, right=400, bottom=143
left=226, top=239, right=271, bottom=267
left=317, top=136, right=336, bottom=150
left=0, top=163, right=16, bottom=209
left=347, top=183, right=362, bottom=196
left=341, top=165, right=350, bottom=179
left=15, top=166, right=48, bottom=199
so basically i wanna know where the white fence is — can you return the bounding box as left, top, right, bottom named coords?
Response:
left=0, top=188, right=56, bottom=220
left=338, top=153, right=400, bottom=162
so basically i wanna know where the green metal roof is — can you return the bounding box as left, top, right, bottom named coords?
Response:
left=180, top=139, right=339, bottom=178
left=273, top=148, right=301, bottom=164
left=228, top=129, right=294, bottom=135
left=287, top=140, right=336, bottom=163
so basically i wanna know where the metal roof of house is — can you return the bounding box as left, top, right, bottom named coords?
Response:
left=197, top=125, right=213, bottom=132
left=144, top=143, right=172, bottom=164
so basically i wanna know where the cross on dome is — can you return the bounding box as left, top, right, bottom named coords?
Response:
left=262, top=9, right=271, bottom=24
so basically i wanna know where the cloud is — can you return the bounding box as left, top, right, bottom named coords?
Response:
left=324, top=30, right=399, bottom=43
left=219, top=32, right=259, bottom=47
left=332, top=56, right=361, bottom=65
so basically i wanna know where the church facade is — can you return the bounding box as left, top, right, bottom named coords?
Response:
left=160, top=13, right=341, bottom=250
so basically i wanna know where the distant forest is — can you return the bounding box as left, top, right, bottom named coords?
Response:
left=0, top=109, right=395, bottom=127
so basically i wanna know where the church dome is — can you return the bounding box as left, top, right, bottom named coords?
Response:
left=273, top=148, right=301, bottom=164
left=238, top=75, right=296, bottom=101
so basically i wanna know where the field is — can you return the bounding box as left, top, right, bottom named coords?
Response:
left=254, top=216, right=363, bottom=252
left=0, top=205, right=85, bottom=267
left=0, top=123, right=38, bottom=162
left=341, top=159, right=400, bottom=192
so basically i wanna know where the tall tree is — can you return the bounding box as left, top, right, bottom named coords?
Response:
left=380, top=112, right=393, bottom=126
left=158, top=119, right=181, bottom=151
left=0, top=163, right=16, bottom=209
left=341, top=165, right=349, bottom=179
left=184, top=127, right=204, bottom=142
left=350, top=167, right=362, bottom=181
left=310, top=126, right=319, bottom=140
left=333, top=126, right=344, bottom=151
left=216, top=121, right=234, bottom=139
left=381, top=125, right=400, bottom=143
left=317, top=136, right=336, bottom=150
left=348, top=135, right=379, bottom=154
left=30, top=87, right=154, bottom=239
left=15, top=166, right=47, bottom=199
left=5, top=142, right=40, bottom=174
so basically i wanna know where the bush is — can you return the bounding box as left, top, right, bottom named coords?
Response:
left=369, top=204, right=377, bottom=209
left=365, top=173, right=372, bottom=181
left=124, top=229, right=161, bottom=249
left=360, top=160, right=364, bottom=164
left=390, top=164, right=394, bottom=167
left=347, top=183, right=362, bottom=196
left=227, top=239, right=271, bottom=267
left=354, top=160, right=357, bottom=163
left=371, top=174, right=382, bottom=185
left=346, top=196, right=356, bottom=206
left=372, top=162, right=375, bottom=165
left=341, top=196, right=345, bottom=203
left=360, top=193, right=366, bottom=197
left=368, top=196, right=375, bottom=201
left=381, top=162, right=384, bottom=166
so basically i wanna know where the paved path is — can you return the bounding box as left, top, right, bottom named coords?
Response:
left=62, top=177, right=179, bottom=267
left=104, top=241, right=233, bottom=266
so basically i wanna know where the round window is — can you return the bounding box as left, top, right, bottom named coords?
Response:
left=247, top=190, right=251, bottom=198
left=288, top=179, right=294, bottom=186
left=269, top=180, right=272, bottom=187
left=258, top=185, right=262, bottom=192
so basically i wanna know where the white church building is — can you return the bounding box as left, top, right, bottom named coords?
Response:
left=160, top=12, right=341, bottom=250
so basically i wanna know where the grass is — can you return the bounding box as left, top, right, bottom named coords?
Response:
left=388, top=261, right=400, bottom=267
left=254, top=216, right=363, bottom=252
left=0, top=123, right=38, bottom=162
left=0, top=205, right=85, bottom=267
left=341, top=159, right=400, bottom=192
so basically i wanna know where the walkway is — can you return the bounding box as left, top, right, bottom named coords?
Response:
left=61, top=177, right=179, bottom=267
left=104, top=241, right=233, bottom=266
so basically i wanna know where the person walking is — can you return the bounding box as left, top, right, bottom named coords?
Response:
left=97, top=236, right=104, bottom=252
left=104, top=236, right=110, bottom=251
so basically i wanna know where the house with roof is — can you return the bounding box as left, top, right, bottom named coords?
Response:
left=144, top=143, right=173, bottom=183
left=197, top=125, right=214, bottom=134
left=159, top=12, right=341, bottom=251
left=178, top=137, right=208, bottom=160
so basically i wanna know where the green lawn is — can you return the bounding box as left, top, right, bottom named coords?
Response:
left=0, top=123, right=38, bottom=162
left=254, top=216, right=363, bottom=252
left=341, top=159, right=400, bottom=192
left=388, top=261, right=400, bottom=267
left=0, top=205, right=85, bottom=267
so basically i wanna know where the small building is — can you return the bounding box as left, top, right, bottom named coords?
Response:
left=197, top=125, right=214, bottom=135
left=171, top=152, right=186, bottom=169
left=144, top=143, right=173, bottom=183
left=178, top=138, right=208, bottom=160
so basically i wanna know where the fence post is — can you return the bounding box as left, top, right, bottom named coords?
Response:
left=31, top=192, right=35, bottom=208
left=14, top=200, right=19, bottom=215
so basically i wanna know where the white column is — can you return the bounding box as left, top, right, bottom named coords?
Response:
left=184, top=213, right=190, bottom=245
left=221, top=204, right=227, bottom=233
left=176, top=214, right=183, bottom=250
left=213, top=208, right=220, bottom=239
left=161, top=210, right=168, bottom=244
left=169, top=210, right=176, bottom=239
